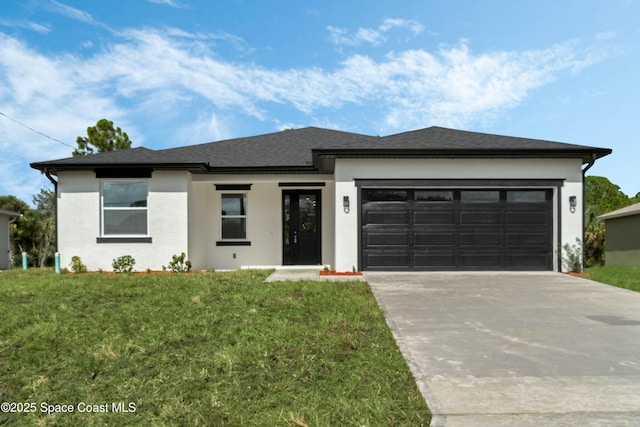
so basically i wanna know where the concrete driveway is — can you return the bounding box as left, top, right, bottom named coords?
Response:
left=364, top=272, right=640, bottom=426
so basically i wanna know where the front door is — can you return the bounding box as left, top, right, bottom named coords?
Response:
left=283, top=190, right=321, bottom=265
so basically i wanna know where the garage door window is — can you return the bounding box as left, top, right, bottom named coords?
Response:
left=365, top=190, right=407, bottom=201
left=461, top=190, right=500, bottom=203
left=507, top=190, right=547, bottom=203
left=415, top=190, right=454, bottom=202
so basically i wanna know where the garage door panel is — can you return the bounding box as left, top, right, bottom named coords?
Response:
left=364, top=231, right=409, bottom=247
left=365, top=211, right=409, bottom=225
left=460, top=211, right=501, bottom=224
left=361, top=188, right=553, bottom=271
left=414, top=211, right=456, bottom=225
left=460, top=232, right=501, bottom=246
left=414, top=232, right=455, bottom=246
left=506, top=232, right=549, bottom=246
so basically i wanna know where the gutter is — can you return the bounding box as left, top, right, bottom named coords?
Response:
left=580, top=153, right=601, bottom=270
left=582, top=153, right=597, bottom=175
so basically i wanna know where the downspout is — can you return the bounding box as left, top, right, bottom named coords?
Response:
left=43, top=168, right=58, bottom=255
left=581, top=154, right=597, bottom=270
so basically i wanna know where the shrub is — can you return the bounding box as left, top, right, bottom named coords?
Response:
left=69, top=256, right=87, bottom=274
left=563, top=238, right=583, bottom=273
left=163, top=252, right=192, bottom=273
left=112, top=255, right=136, bottom=273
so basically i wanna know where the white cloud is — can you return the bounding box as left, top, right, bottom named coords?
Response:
left=328, top=18, right=424, bottom=47
left=146, top=0, right=187, bottom=8
left=0, top=27, right=610, bottom=201
left=0, top=19, right=51, bottom=33
left=49, top=0, right=96, bottom=25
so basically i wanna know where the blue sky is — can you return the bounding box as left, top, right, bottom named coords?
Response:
left=1, top=0, right=638, bottom=204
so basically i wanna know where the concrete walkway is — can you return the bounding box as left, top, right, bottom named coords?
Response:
left=364, top=272, right=640, bottom=427
left=264, top=268, right=365, bottom=282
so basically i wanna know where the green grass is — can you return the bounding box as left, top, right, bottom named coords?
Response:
left=0, top=269, right=430, bottom=426
left=585, top=266, right=640, bottom=292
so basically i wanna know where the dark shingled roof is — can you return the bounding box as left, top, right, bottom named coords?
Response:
left=31, top=126, right=611, bottom=174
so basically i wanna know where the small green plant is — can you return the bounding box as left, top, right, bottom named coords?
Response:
left=69, top=256, right=87, bottom=274
left=112, top=255, right=136, bottom=273
left=563, top=238, right=583, bottom=273
left=163, top=252, right=192, bottom=273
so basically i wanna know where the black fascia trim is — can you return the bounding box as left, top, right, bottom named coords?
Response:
left=97, top=237, right=152, bottom=244
left=355, top=179, right=565, bottom=188
left=216, top=241, right=252, bottom=246
left=278, top=182, right=326, bottom=187
left=30, top=163, right=208, bottom=175
left=215, top=184, right=252, bottom=191
left=313, top=148, right=612, bottom=165
left=206, top=165, right=318, bottom=173
left=95, top=168, right=153, bottom=178
left=314, top=147, right=611, bottom=156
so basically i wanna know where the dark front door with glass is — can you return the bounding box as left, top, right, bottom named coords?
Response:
left=283, top=190, right=321, bottom=265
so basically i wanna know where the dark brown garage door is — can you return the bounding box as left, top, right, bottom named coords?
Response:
left=361, top=189, right=553, bottom=271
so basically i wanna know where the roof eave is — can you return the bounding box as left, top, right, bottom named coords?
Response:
left=312, top=148, right=613, bottom=171
left=0, top=209, right=21, bottom=218
left=202, top=165, right=318, bottom=174
left=30, top=162, right=209, bottom=175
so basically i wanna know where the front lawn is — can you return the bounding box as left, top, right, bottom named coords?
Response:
left=585, top=266, right=640, bottom=292
left=0, top=269, right=429, bottom=426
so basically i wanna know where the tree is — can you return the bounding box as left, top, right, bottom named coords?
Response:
left=584, top=176, right=635, bottom=266
left=0, top=191, right=55, bottom=268
left=28, top=189, right=56, bottom=268
left=0, top=195, right=29, bottom=266
left=0, top=195, right=29, bottom=214
left=73, top=118, right=132, bottom=156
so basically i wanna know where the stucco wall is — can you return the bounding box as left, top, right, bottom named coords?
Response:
left=57, top=170, right=189, bottom=271
left=333, top=158, right=585, bottom=272
left=604, top=215, right=640, bottom=267
left=189, top=175, right=335, bottom=270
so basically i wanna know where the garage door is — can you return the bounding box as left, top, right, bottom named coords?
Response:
left=361, top=189, right=553, bottom=271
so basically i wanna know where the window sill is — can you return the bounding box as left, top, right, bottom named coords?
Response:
left=216, top=241, right=251, bottom=246
left=97, top=237, right=153, bottom=244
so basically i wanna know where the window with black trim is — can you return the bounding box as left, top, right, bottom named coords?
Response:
left=460, top=190, right=500, bottom=203
left=506, top=190, right=547, bottom=203
left=415, top=190, right=454, bottom=201
left=221, top=193, right=247, bottom=240
left=102, top=181, right=148, bottom=235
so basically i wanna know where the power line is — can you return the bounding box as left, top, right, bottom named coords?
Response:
left=0, top=110, right=75, bottom=149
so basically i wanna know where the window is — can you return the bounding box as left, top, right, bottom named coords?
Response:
left=102, top=181, right=148, bottom=235
left=507, top=190, right=547, bottom=203
left=365, top=190, right=408, bottom=201
left=221, top=193, right=247, bottom=239
left=460, top=190, right=500, bottom=203
left=415, top=190, right=454, bottom=202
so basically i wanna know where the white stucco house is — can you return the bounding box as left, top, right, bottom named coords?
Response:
left=31, top=126, right=611, bottom=272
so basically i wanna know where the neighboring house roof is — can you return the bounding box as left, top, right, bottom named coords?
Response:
left=598, top=202, right=640, bottom=221
left=31, top=126, right=612, bottom=175
left=0, top=209, right=21, bottom=218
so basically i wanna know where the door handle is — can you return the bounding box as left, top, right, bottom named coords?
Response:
left=293, top=231, right=298, bottom=244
